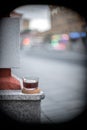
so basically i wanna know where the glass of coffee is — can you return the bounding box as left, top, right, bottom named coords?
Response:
left=22, top=76, right=39, bottom=90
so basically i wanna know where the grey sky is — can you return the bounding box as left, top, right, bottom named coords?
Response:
left=14, top=5, right=50, bottom=20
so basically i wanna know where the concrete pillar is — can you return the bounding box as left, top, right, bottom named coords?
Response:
left=0, top=17, right=20, bottom=68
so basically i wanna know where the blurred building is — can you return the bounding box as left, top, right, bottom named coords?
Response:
left=49, top=6, right=85, bottom=33
left=10, top=11, right=23, bottom=17
left=10, top=11, right=30, bottom=32
left=36, top=6, right=85, bottom=36
left=20, top=19, right=30, bottom=32
left=35, top=6, right=86, bottom=51
left=10, top=6, right=86, bottom=35
left=10, top=6, right=86, bottom=52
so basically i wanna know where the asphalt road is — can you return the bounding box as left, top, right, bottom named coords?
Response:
left=12, top=47, right=86, bottom=124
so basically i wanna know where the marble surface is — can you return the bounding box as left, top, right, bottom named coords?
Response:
left=0, top=90, right=45, bottom=100
left=0, top=100, right=41, bottom=123
left=0, top=90, right=45, bottom=123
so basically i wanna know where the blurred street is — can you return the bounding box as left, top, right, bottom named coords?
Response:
left=12, top=46, right=86, bottom=124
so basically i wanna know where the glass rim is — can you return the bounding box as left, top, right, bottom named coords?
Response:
left=22, top=76, right=39, bottom=80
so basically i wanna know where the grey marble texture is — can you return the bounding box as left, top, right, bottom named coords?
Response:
left=0, top=90, right=45, bottom=100
left=0, top=90, right=45, bottom=123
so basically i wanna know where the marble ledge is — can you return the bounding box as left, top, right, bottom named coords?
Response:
left=0, top=90, right=45, bottom=101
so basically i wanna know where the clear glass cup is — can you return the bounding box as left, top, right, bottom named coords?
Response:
left=22, top=76, right=39, bottom=90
